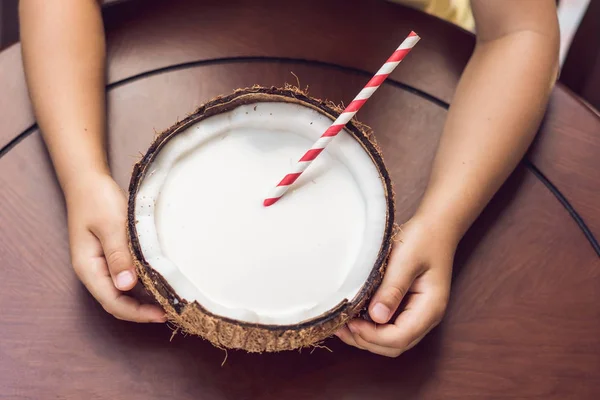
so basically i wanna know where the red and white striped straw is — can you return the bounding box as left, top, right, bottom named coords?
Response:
left=263, top=31, right=420, bottom=207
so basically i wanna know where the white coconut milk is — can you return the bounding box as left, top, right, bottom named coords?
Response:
left=135, top=101, right=387, bottom=325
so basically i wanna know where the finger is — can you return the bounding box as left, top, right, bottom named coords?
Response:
left=349, top=319, right=405, bottom=348
left=339, top=323, right=401, bottom=357
left=71, top=231, right=165, bottom=323
left=369, top=244, right=422, bottom=324
left=349, top=327, right=402, bottom=358
left=81, top=256, right=166, bottom=323
left=92, top=219, right=137, bottom=291
left=349, top=318, right=431, bottom=355
left=355, top=278, right=447, bottom=349
left=334, top=326, right=365, bottom=350
left=110, top=292, right=168, bottom=323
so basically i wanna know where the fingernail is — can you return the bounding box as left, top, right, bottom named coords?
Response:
left=372, top=303, right=391, bottom=322
left=115, top=270, right=135, bottom=289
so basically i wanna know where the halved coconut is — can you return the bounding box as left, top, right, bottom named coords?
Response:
left=127, top=86, right=395, bottom=352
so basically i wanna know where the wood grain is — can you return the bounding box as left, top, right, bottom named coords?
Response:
left=0, top=44, right=34, bottom=149
left=0, top=0, right=19, bottom=50
left=101, top=0, right=474, bottom=101
left=560, top=0, right=600, bottom=111
left=1, top=61, right=600, bottom=399
left=528, top=86, right=600, bottom=242
left=1, top=1, right=600, bottom=398
left=0, top=0, right=475, bottom=149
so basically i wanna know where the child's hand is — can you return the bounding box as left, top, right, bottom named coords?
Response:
left=336, top=217, right=455, bottom=357
left=65, top=172, right=166, bottom=323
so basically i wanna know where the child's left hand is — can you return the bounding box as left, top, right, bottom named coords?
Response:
left=336, top=217, right=456, bottom=357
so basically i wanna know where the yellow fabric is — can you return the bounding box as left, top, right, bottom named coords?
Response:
left=388, top=0, right=475, bottom=31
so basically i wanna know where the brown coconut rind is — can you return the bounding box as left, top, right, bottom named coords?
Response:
left=127, top=85, right=396, bottom=353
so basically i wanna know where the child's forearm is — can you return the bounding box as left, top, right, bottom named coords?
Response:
left=415, top=21, right=559, bottom=243
left=20, top=0, right=108, bottom=199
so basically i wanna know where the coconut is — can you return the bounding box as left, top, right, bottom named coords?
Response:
left=127, top=86, right=396, bottom=352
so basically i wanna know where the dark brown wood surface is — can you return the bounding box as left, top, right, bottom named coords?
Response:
left=560, top=0, right=600, bottom=111
left=0, top=0, right=475, bottom=150
left=1, top=1, right=599, bottom=398
left=528, top=87, right=600, bottom=242
left=0, top=44, right=33, bottom=148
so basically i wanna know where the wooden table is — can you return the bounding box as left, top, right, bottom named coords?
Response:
left=1, top=1, right=599, bottom=398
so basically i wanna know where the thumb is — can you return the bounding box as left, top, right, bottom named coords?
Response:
left=369, top=247, right=421, bottom=324
left=94, top=221, right=138, bottom=291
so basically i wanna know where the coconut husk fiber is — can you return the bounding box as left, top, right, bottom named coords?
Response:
left=126, top=86, right=396, bottom=352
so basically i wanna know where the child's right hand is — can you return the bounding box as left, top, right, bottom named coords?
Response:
left=65, top=172, right=166, bottom=323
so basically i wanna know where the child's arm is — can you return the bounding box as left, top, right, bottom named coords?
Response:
left=336, top=0, right=559, bottom=356
left=416, top=1, right=560, bottom=241
left=20, top=0, right=165, bottom=323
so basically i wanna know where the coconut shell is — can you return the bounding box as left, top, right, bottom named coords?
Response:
left=126, top=86, right=396, bottom=352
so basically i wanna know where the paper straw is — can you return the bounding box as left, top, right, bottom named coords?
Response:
left=263, top=31, right=420, bottom=207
